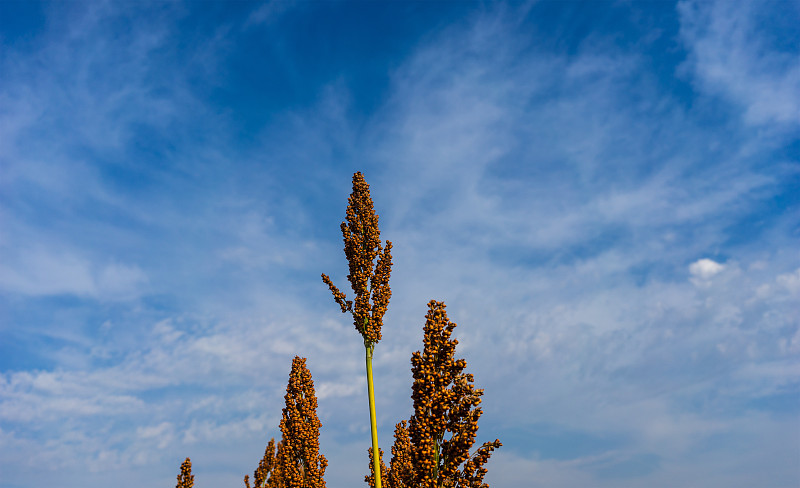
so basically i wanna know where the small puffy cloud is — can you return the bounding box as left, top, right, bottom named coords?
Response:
left=689, top=258, right=725, bottom=280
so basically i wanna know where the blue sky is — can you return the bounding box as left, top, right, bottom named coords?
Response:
left=1, top=1, right=798, bottom=487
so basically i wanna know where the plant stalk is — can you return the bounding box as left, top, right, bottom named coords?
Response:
left=365, top=340, right=382, bottom=488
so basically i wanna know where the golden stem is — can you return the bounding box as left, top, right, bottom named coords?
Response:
left=365, top=340, right=382, bottom=488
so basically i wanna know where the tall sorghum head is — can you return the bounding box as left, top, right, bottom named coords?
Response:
left=365, top=421, right=413, bottom=488
left=405, top=300, right=501, bottom=488
left=245, top=437, right=284, bottom=488
left=276, top=356, right=328, bottom=488
left=322, top=171, right=393, bottom=346
left=176, top=457, right=194, bottom=488
left=365, top=446, right=389, bottom=488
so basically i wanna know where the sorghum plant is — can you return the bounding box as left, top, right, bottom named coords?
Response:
left=365, top=421, right=412, bottom=488
left=245, top=437, right=284, bottom=488
left=368, top=301, right=501, bottom=488
left=275, top=355, right=328, bottom=488
left=176, top=457, right=194, bottom=488
left=322, top=171, right=393, bottom=488
left=366, top=446, right=388, bottom=488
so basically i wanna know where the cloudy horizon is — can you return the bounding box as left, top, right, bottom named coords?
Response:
left=1, top=1, right=798, bottom=487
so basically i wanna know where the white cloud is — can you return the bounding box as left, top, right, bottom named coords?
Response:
left=316, top=378, right=361, bottom=400
left=0, top=247, right=96, bottom=296
left=244, top=0, right=295, bottom=28
left=0, top=246, right=147, bottom=300
left=678, top=0, right=800, bottom=127
left=689, top=258, right=725, bottom=280
left=137, top=421, right=174, bottom=446
left=776, top=268, right=800, bottom=296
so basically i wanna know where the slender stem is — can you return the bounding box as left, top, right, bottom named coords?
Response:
left=433, top=435, right=439, bottom=484
left=365, top=341, right=382, bottom=488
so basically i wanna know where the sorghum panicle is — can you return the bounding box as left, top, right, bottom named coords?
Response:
left=321, top=171, right=393, bottom=346
left=387, top=421, right=413, bottom=488
left=176, top=457, right=194, bottom=488
left=400, top=300, right=501, bottom=488
left=245, top=437, right=284, bottom=488
left=365, top=446, right=389, bottom=488
left=276, top=356, right=328, bottom=488
left=367, top=421, right=413, bottom=488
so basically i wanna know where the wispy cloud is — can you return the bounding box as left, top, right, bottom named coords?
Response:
left=677, top=0, right=800, bottom=128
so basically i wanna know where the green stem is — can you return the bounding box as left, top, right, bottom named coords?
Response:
left=433, top=436, right=440, bottom=483
left=365, top=340, right=382, bottom=488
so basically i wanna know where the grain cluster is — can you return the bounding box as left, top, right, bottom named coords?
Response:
left=176, top=457, right=193, bottom=488
left=365, top=301, right=501, bottom=488
left=322, top=171, right=393, bottom=346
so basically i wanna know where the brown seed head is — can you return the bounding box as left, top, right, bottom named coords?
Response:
left=364, top=418, right=416, bottom=488
left=246, top=437, right=284, bottom=488
left=176, top=457, right=194, bottom=488
left=388, top=300, right=502, bottom=488
left=276, top=356, right=328, bottom=488
left=322, top=172, right=392, bottom=346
